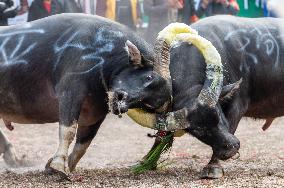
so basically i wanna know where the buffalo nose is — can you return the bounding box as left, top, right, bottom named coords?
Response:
left=115, top=90, right=128, bottom=101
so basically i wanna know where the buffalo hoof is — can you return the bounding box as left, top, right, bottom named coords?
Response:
left=45, top=156, right=70, bottom=181
left=200, top=164, right=224, bottom=179
left=68, top=156, right=77, bottom=173
left=68, top=162, right=75, bottom=173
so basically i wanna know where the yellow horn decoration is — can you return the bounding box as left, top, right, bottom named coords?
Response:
left=173, top=33, right=222, bottom=66
left=157, top=23, right=198, bottom=44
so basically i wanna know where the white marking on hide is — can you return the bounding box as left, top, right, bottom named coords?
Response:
left=0, top=29, right=45, bottom=37
left=54, top=30, right=86, bottom=53
left=264, top=40, right=274, bottom=55
left=0, top=37, right=9, bottom=63
left=224, top=29, right=247, bottom=41
left=53, top=27, right=120, bottom=74
left=10, top=36, right=24, bottom=58
left=225, top=26, right=281, bottom=70
left=0, top=29, right=45, bottom=65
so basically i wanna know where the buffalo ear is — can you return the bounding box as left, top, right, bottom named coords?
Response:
left=125, top=40, right=143, bottom=67
left=219, top=78, right=243, bottom=102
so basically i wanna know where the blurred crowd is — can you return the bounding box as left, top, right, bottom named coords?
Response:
left=0, top=0, right=282, bottom=43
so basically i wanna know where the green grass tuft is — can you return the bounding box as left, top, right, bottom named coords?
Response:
left=131, top=132, right=174, bottom=174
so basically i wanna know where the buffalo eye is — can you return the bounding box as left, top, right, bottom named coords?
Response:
left=145, top=75, right=153, bottom=81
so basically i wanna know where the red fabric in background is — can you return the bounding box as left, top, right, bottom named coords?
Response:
left=43, top=1, right=51, bottom=13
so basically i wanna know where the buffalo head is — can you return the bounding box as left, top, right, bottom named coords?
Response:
left=109, top=40, right=171, bottom=116
left=111, top=23, right=242, bottom=160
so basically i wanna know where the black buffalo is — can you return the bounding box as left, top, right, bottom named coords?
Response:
left=0, top=13, right=170, bottom=176
left=111, top=15, right=284, bottom=178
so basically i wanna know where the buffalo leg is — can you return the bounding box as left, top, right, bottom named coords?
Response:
left=0, top=129, right=19, bottom=167
left=68, top=117, right=105, bottom=172
left=201, top=98, right=248, bottom=179
left=46, top=87, right=86, bottom=176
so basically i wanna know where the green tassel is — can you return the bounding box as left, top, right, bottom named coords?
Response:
left=131, top=132, right=174, bottom=174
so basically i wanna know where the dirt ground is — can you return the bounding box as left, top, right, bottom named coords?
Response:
left=0, top=115, right=283, bottom=187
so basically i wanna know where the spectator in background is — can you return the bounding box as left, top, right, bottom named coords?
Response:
left=144, top=0, right=181, bottom=44
left=77, top=0, right=102, bottom=15
left=196, top=0, right=239, bottom=17
left=178, top=0, right=199, bottom=24
left=0, top=0, right=18, bottom=26
left=17, top=0, right=29, bottom=15
left=62, top=0, right=83, bottom=13
left=105, top=0, right=140, bottom=31
left=265, top=0, right=278, bottom=17
left=95, top=0, right=106, bottom=16
left=28, top=0, right=63, bottom=21
left=28, top=0, right=82, bottom=22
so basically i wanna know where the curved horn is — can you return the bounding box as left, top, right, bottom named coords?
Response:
left=174, top=33, right=223, bottom=107
left=154, top=23, right=223, bottom=107
left=153, top=38, right=171, bottom=81
left=153, top=23, right=199, bottom=112
left=153, top=23, right=198, bottom=80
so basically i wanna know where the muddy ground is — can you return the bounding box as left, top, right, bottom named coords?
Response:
left=0, top=115, right=283, bottom=187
